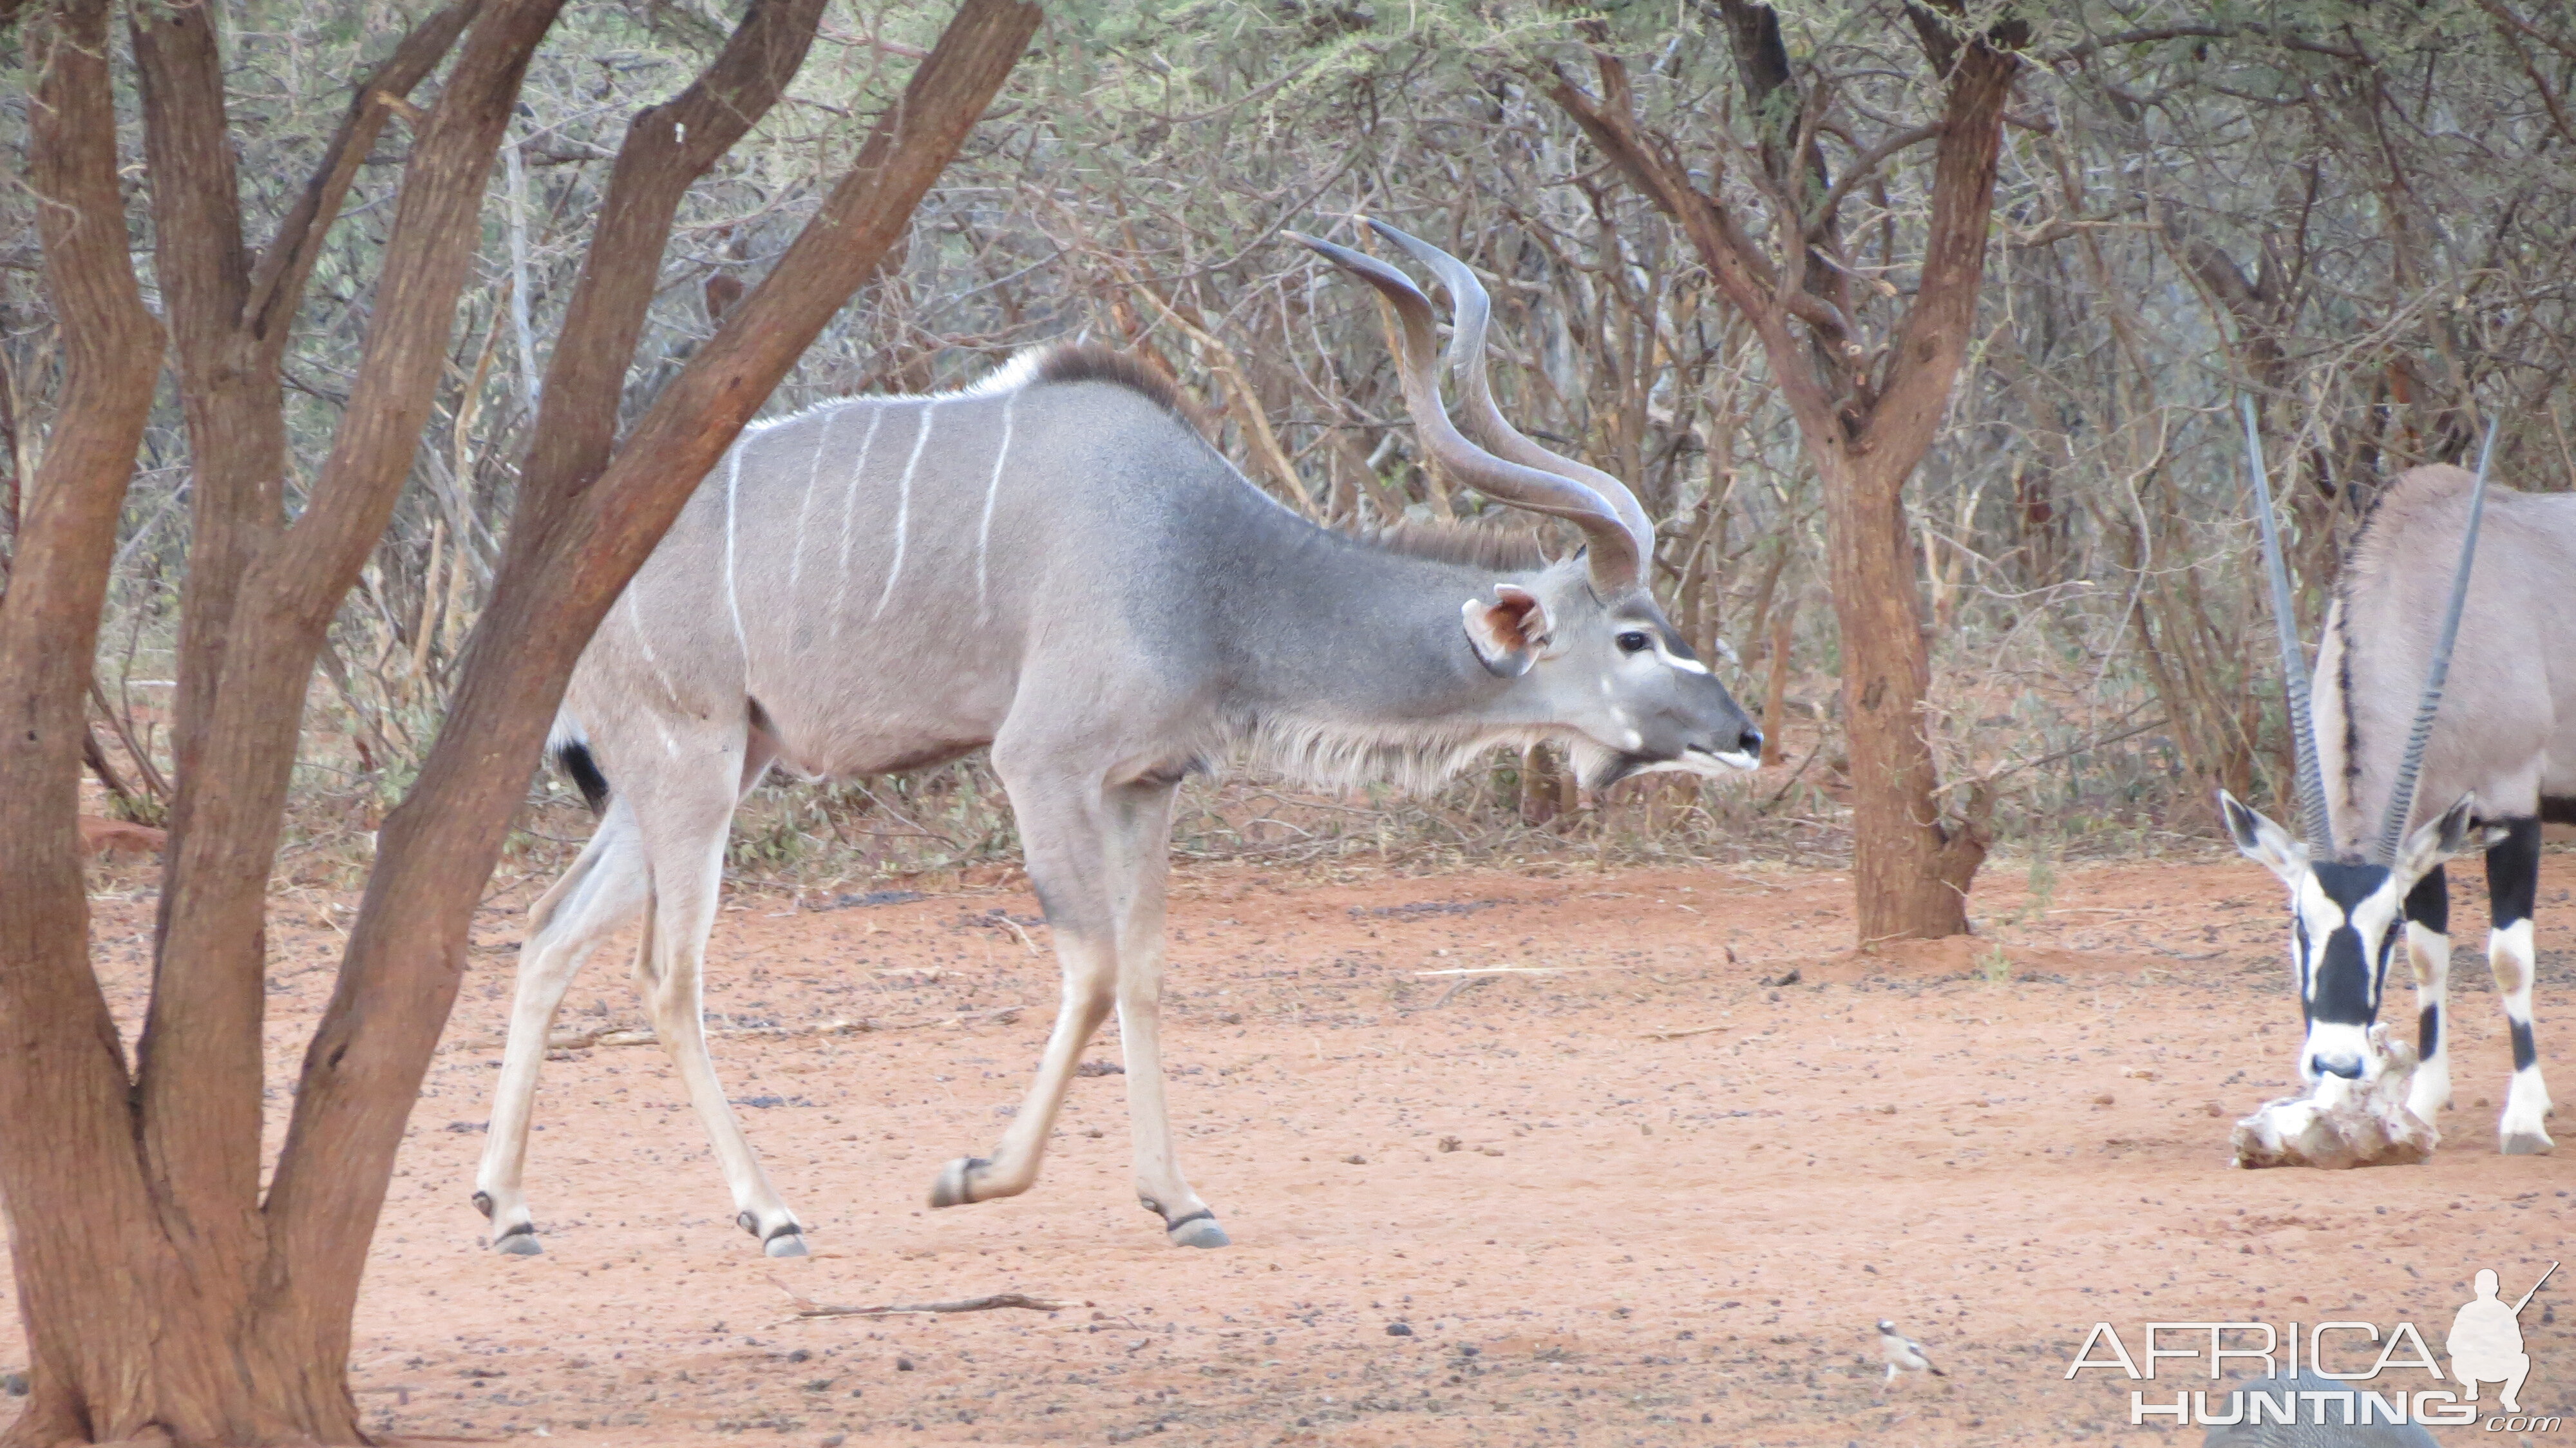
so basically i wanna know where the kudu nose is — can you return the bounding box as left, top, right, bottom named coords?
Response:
left=2311, top=1053, right=2365, bottom=1081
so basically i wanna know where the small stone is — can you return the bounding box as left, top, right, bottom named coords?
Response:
left=1385, top=1322, right=1414, bottom=1337
left=1, top=1371, right=26, bottom=1396
left=2092, top=1092, right=2116, bottom=1107
left=895, top=1357, right=915, bottom=1372
left=821, top=1437, right=847, bottom=1447
left=1342, top=1153, right=1367, bottom=1165
left=1437, top=1136, right=1463, bottom=1152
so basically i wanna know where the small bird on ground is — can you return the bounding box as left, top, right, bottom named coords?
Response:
left=1877, top=1320, right=1945, bottom=1384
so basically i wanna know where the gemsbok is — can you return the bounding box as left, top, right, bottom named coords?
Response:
left=473, top=222, right=1761, bottom=1256
left=2220, top=405, right=2554, bottom=1154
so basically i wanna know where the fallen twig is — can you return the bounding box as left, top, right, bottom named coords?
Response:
left=1642, top=1024, right=1727, bottom=1041
left=774, top=1279, right=1086, bottom=1321
left=1407, top=974, right=1490, bottom=1013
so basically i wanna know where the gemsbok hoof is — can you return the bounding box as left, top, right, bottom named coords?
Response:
left=928, top=1156, right=988, bottom=1209
left=494, top=1229, right=544, bottom=1257
left=763, top=1230, right=810, bottom=1258
left=2501, top=1131, right=2555, bottom=1155
left=1165, top=1210, right=1230, bottom=1249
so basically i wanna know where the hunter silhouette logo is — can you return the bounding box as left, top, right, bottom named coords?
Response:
left=2451, top=1262, right=2554, bottom=1414
left=2068, top=1259, right=2561, bottom=1431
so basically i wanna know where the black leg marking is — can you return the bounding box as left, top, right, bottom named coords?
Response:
left=2541, top=795, right=2576, bottom=828
left=1164, top=1207, right=1217, bottom=1230
left=2487, top=818, right=2542, bottom=928
left=2420, top=1004, right=2443, bottom=1062
left=2512, top=1018, right=2539, bottom=1072
left=2405, top=864, right=2448, bottom=935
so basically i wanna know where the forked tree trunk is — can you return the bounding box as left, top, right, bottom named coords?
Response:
left=0, top=0, right=1039, bottom=1440
left=1553, top=2, right=2017, bottom=940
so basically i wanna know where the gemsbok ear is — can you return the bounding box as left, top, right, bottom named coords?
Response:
left=1463, top=584, right=1550, bottom=677
left=2219, top=789, right=2307, bottom=886
left=2393, top=794, right=2507, bottom=886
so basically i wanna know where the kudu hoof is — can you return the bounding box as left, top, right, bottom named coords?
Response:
left=929, top=1156, right=989, bottom=1209
left=1165, top=1209, right=1231, bottom=1248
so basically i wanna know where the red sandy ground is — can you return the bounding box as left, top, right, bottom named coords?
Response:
left=9, top=853, right=2572, bottom=1447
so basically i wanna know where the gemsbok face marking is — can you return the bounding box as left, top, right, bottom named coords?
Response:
left=2221, top=405, right=2552, bottom=1152
left=2221, top=791, right=2489, bottom=1083
left=471, top=221, right=1761, bottom=1258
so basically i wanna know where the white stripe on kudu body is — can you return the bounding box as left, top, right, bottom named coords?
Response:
left=975, top=393, right=1016, bottom=622
left=476, top=225, right=1763, bottom=1260
left=784, top=405, right=839, bottom=601
left=875, top=402, right=938, bottom=620
left=829, top=405, right=885, bottom=638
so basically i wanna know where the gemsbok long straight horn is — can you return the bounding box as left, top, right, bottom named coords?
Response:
left=469, top=220, right=1763, bottom=1257
left=2220, top=404, right=2555, bottom=1156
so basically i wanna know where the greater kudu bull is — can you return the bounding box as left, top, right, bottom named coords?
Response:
left=472, top=223, right=1761, bottom=1256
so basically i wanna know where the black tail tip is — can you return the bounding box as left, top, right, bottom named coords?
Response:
left=555, top=741, right=610, bottom=814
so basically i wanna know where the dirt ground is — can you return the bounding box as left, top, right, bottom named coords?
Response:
left=11, top=849, right=2574, bottom=1447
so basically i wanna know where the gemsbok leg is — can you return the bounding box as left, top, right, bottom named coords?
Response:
left=2403, top=864, right=2452, bottom=1125
left=2486, top=818, right=2555, bottom=1153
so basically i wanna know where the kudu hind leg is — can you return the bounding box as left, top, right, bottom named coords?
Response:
left=631, top=749, right=811, bottom=1253
left=2403, top=864, right=2452, bottom=1123
left=476, top=808, right=649, bottom=1253
left=2486, top=819, right=2554, bottom=1153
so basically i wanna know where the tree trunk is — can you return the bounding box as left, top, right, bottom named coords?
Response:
left=1551, top=5, right=2018, bottom=940
left=1815, top=448, right=1986, bottom=940
left=1, top=0, right=1036, bottom=1438
left=0, top=2, right=178, bottom=1442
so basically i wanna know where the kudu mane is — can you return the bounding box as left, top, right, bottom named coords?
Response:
left=980, top=343, right=1557, bottom=574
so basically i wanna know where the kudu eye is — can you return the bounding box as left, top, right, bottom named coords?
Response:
left=1616, top=630, right=1652, bottom=655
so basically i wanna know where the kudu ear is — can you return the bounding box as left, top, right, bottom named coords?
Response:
left=1463, top=584, right=1550, bottom=678
left=2219, top=789, right=2306, bottom=886
left=2392, top=794, right=2508, bottom=886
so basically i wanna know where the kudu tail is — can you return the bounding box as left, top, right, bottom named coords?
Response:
left=549, top=713, right=611, bottom=814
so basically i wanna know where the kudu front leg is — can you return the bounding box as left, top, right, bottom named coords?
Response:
left=1115, top=926, right=1227, bottom=1247
left=928, top=933, right=1115, bottom=1209
left=931, top=772, right=1223, bottom=1244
